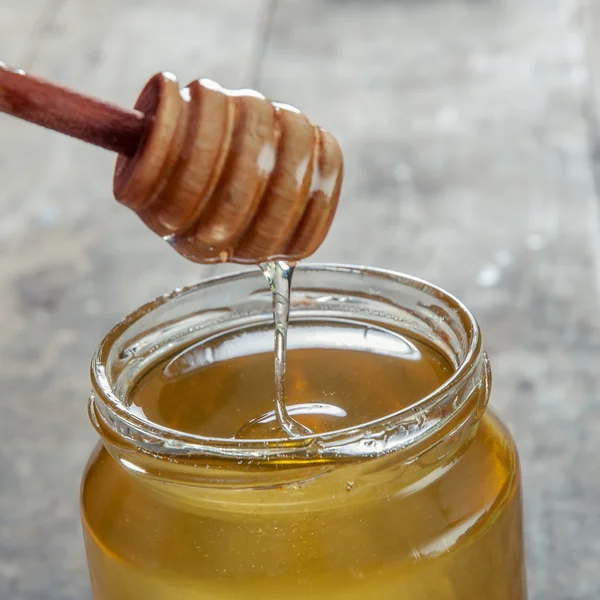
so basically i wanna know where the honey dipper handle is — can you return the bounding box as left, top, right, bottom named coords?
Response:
left=0, top=62, right=145, bottom=157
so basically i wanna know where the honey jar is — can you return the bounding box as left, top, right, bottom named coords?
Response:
left=81, top=265, right=527, bottom=599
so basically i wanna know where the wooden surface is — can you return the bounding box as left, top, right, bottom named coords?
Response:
left=1, top=0, right=600, bottom=598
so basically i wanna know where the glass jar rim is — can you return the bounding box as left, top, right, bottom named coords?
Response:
left=89, top=264, right=484, bottom=461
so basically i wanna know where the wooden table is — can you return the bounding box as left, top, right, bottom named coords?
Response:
left=2, top=1, right=600, bottom=598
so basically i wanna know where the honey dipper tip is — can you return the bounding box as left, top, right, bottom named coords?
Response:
left=113, top=72, right=343, bottom=265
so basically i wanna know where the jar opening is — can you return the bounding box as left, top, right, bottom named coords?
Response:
left=90, top=264, right=485, bottom=462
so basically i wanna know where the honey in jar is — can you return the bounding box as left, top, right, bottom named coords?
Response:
left=81, top=265, right=527, bottom=599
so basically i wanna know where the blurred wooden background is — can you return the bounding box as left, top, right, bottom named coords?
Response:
left=2, top=0, right=600, bottom=598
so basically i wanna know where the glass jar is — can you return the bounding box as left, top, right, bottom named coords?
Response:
left=81, top=265, right=527, bottom=600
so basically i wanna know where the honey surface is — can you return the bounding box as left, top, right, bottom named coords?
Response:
left=128, top=320, right=453, bottom=438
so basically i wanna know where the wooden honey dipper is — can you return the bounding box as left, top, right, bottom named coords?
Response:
left=0, top=63, right=343, bottom=264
